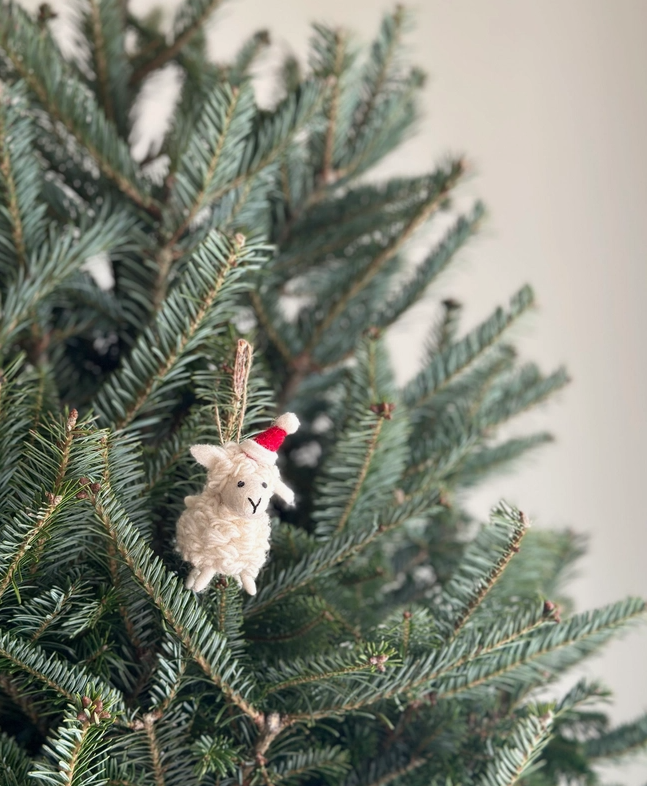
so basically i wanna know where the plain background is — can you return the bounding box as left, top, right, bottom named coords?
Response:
left=21, top=0, right=647, bottom=782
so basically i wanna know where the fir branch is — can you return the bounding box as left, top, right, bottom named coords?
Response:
left=299, top=160, right=464, bottom=358
left=279, top=669, right=427, bottom=723
left=312, top=414, right=385, bottom=539
left=164, top=83, right=256, bottom=247
left=0, top=83, right=47, bottom=278
left=0, top=490, right=63, bottom=602
left=438, top=597, right=646, bottom=699
left=271, top=594, right=618, bottom=725
left=28, top=582, right=82, bottom=643
left=402, top=351, right=516, bottom=485
left=553, top=677, right=610, bottom=714
left=442, top=504, right=530, bottom=636
left=0, top=629, right=121, bottom=710
left=375, top=203, right=485, bottom=330
left=264, top=652, right=374, bottom=695
left=51, top=722, right=92, bottom=786
left=0, top=731, right=31, bottom=786
left=0, top=102, right=26, bottom=269
left=451, top=433, right=553, bottom=489
left=227, top=30, right=270, bottom=85
left=360, top=755, right=427, bottom=786
left=584, top=711, right=647, bottom=761
left=341, top=66, right=424, bottom=181
left=244, top=527, right=379, bottom=618
left=0, top=410, right=80, bottom=602
left=422, top=602, right=553, bottom=686
left=105, top=540, right=146, bottom=654
left=149, top=641, right=187, bottom=714
left=0, top=6, right=156, bottom=214
left=478, top=364, right=570, bottom=430
left=80, top=0, right=132, bottom=137
left=273, top=604, right=547, bottom=721
left=269, top=747, right=350, bottom=785
left=312, top=337, right=407, bottom=539
left=192, top=80, right=325, bottom=218
left=276, top=167, right=462, bottom=274
left=354, top=7, right=408, bottom=135
left=0, top=209, right=132, bottom=350
left=404, top=286, right=535, bottom=411
left=476, top=713, right=553, bottom=786
left=32, top=703, right=116, bottom=786
left=335, top=418, right=383, bottom=534
left=129, top=0, right=224, bottom=86
left=93, top=233, right=265, bottom=432
left=192, top=733, right=242, bottom=781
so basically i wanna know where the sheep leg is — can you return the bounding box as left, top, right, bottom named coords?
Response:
left=240, top=573, right=257, bottom=595
left=185, top=567, right=200, bottom=590
left=190, top=566, right=218, bottom=593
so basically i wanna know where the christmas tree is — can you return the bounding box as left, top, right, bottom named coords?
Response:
left=0, top=2, right=645, bottom=784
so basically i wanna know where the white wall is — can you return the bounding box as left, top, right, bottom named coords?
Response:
left=25, top=0, right=647, bottom=781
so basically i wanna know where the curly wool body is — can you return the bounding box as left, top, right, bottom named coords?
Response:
left=177, top=503, right=271, bottom=594
left=176, top=414, right=299, bottom=595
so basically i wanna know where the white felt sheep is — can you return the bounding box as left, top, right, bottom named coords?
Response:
left=176, top=413, right=299, bottom=595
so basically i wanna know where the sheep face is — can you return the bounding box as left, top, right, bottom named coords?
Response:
left=218, top=468, right=272, bottom=518
left=190, top=443, right=275, bottom=518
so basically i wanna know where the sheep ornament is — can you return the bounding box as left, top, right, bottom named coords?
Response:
left=176, top=413, right=299, bottom=595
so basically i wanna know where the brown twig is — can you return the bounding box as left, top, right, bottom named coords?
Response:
left=334, top=417, right=384, bottom=534
left=88, top=0, right=115, bottom=123
left=226, top=338, right=253, bottom=443
left=321, top=31, right=345, bottom=183
left=143, top=713, right=166, bottom=786
left=0, top=90, right=27, bottom=269
left=451, top=512, right=530, bottom=637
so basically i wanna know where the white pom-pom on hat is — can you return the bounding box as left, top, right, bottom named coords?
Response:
left=274, top=412, right=300, bottom=435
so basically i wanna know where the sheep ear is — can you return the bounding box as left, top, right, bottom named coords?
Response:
left=190, top=444, right=225, bottom=469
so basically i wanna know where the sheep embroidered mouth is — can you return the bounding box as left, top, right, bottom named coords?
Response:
left=248, top=497, right=261, bottom=514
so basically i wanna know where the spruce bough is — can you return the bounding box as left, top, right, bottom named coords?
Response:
left=0, top=2, right=644, bottom=784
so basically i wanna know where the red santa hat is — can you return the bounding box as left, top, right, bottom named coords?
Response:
left=240, top=413, right=300, bottom=465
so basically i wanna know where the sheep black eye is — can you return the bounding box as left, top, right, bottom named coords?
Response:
left=262, top=482, right=268, bottom=489
left=237, top=480, right=245, bottom=487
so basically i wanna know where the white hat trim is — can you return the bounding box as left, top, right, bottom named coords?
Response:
left=240, top=438, right=278, bottom=465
